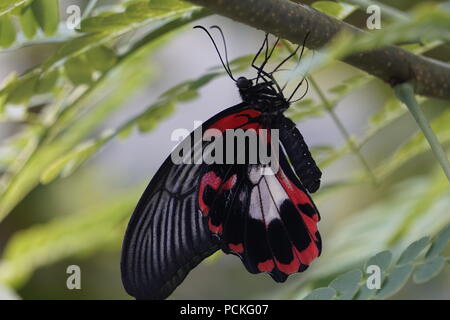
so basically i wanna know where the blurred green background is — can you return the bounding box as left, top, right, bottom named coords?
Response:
left=0, top=0, right=449, bottom=299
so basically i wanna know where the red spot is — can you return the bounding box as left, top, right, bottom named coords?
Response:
left=276, top=169, right=312, bottom=206
left=295, top=242, right=319, bottom=266
left=258, top=259, right=275, bottom=272
left=198, top=171, right=222, bottom=216
left=228, top=243, right=244, bottom=253
left=209, top=109, right=262, bottom=132
left=275, top=248, right=301, bottom=274
left=208, top=219, right=222, bottom=234
left=301, top=214, right=318, bottom=238
left=222, top=174, right=237, bottom=190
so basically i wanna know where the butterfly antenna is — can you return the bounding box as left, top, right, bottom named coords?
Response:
left=210, top=25, right=235, bottom=80
left=194, top=25, right=236, bottom=81
left=252, top=33, right=269, bottom=68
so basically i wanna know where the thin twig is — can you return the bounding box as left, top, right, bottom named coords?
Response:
left=309, top=76, right=378, bottom=184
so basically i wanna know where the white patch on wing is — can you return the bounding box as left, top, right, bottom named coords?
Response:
left=258, top=179, right=281, bottom=225
left=264, top=173, right=288, bottom=200
left=248, top=166, right=263, bottom=184
left=249, top=187, right=263, bottom=220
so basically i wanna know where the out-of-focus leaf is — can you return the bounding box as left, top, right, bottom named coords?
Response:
left=35, top=69, right=59, bottom=95
left=80, top=0, right=194, bottom=33
left=64, top=56, right=94, bottom=86
left=329, top=269, right=362, bottom=300
left=397, top=236, right=430, bottom=265
left=41, top=98, right=178, bottom=184
left=18, top=5, right=38, bottom=39
left=85, top=46, right=118, bottom=73
left=137, top=101, right=176, bottom=133
left=426, top=225, right=450, bottom=258
left=31, top=0, right=59, bottom=36
left=311, top=1, right=355, bottom=20
left=413, top=256, right=446, bottom=284
left=0, top=188, right=140, bottom=288
left=40, top=132, right=113, bottom=184
left=6, top=74, right=38, bottom=105
left=0, top=42, right=154, bottom=221
left=0, top=0, right=32, bottom=18
left=303, top=287, right=336, bottom=300
left=375, top=264, right=413, bottom=299
left=0, top=14, right=16, bottom=47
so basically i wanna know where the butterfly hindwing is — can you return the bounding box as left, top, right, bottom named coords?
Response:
left=197, top=113, right=322, bottom=282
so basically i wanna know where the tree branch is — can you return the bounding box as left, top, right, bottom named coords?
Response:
left=186, top=0, right=450, bottom=100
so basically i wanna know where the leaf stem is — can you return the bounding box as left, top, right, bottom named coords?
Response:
left=309, top=76, right=378, bottom=184
left=394, top=83, right=450, bottom=182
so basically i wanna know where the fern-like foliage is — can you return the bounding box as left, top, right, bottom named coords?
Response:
left=303, top=225, right=450, bottom=300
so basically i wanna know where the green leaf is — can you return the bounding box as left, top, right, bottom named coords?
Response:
left=85, top=46, right=118, bottom=73
left=329, top=269, right=362, bottom=300
left=426, top=225, right=450, bottom=258
left=355, top=284, right=375, bottom=300
left=397, top=236, right=430, bottom=265
left=355, top=251, right=393, bottom=300
left=375, top=264, right=413, bottom=299
left=366, top=250, right=392, bottom=272
left=137, top=101, right=176, bottom=133
left=35, top=69, right=59, bottom=94
left=0, top=188, right=139, bottom=288
left=312, top=1, right=343, bottom=18
left=64, top=56, right=94, bottom=85
left=0, top=14, right=16, bottom=48
left=413, top=256, right=446, bottom=284
left=6, top=74, right=38, bottom=105
left=0, top=0, right=32, bottom=18
left=303, top=287, right=337, bottom=300
left=30, top=0, right=59, bottom=36
left=80, top=0, right=194, bottom=33
left=18, top=5, right=38, bottom=39
left=40, top=135, right=111, bottom=184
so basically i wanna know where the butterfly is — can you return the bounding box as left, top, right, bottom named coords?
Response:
left=121, top=26, right=322, bottom=300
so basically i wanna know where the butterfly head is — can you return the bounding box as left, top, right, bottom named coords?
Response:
left=236, top=77, right=253, bottom=90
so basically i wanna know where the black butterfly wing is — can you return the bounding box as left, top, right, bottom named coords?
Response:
left=121, top=162, right=218, bottom=299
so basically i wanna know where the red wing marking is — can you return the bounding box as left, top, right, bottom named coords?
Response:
left=228, top=243, right=244, bottom=254
left=276, top=169, right=312, bottom=207
left=275, top=247, right=301, bottom=274
left=257, top=259, right=275, bottom=272
left=198, top=171, right=222, bottom=216
left=208, top=219, right=223, bottom=234
left=295, top=242, right=319, bottom=266
left=208, top=109, right=262, bottom=131
left=199, top=171, right=238, bottom=235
